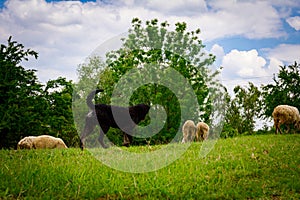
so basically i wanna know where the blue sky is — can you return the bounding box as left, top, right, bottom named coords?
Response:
left=0, top=0, right=300, bottom=95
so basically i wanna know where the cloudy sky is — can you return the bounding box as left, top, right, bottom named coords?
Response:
left=1, top=0, right=300, bottom=94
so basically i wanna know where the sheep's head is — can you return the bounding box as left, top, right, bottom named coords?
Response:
left=17, top=137, right=34, bottom=149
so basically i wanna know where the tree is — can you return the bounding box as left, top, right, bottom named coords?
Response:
left=73, top=56, right=107, bottom=146
left=0, top=37, right=78, bottom=148
left=0, top=36, right=43, bottom=148
left=220, top=91, right=240, bottom=138
left=222, top=82, right=262, bottom=136
left=76, top=18, right=224, bottom=145
left=263, top=62, right=300, bottom=118
left=43, top=77, right=78, bottom=147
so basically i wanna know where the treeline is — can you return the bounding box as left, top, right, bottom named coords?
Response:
left=1, top=19, right=299, bottom=149
left=0, top=37, right=78, bottom=149
left=222, top=62, right=300, bottom=138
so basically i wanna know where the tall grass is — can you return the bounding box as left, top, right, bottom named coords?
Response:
left=1, top=134, right=299, bottom=199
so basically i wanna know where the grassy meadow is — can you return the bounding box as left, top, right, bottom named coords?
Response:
left=0, top=134, right=299, bottom=199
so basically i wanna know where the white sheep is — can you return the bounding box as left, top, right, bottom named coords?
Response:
left=17, top=136, right=36, bottom=149
left=181, top=120, right=197, bottom=143
left=272, top=105, right=300, bottom=134
left=17, top=135, right=68, bottom=149
left=196, top=122, right=209, bottom=141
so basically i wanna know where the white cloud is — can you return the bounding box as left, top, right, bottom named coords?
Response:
left=111, top=0, right=208, bottom=15
left=267, top=57, right=283, bottom=76
left=218, top=48, right=283, bottom=95
left=0, top=0, right=134, bottom=82
left=286, top=16, right=300, bottom=31
left=143, top=0, right=208, bottom=15
left=0, top=0, right=299, bottom=83
left=264, top=44, right=300, bottom=63
left=198, top=0, right=286, bottom=40
left=209, top=44, right=224, bottom=71
left=210, top=44, right=225, bottom=59
left=218, top=43, right=300, bottom=95
left=222, top=49, right=267, bottom=78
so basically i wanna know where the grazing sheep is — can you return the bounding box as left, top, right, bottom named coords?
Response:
left=17, top=136, right=36, bottom=149
left=17, top=135, right=68, bottom=149
left=181, top=120, right=197, bottom=143
left=196, top=122, right=209, bottom=141
left=272, top=105, right=300, bottom=134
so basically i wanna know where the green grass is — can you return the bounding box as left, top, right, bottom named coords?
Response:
left=1, top=134, right=299, bottom=199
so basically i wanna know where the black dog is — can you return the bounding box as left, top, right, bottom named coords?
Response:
left=80, top=89, right=150, bottom=149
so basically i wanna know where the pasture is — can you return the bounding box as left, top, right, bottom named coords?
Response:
left=1, top=134, right=299, bottom=199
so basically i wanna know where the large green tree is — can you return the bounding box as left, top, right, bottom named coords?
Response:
left=0, top=37, right=78, bottom=148
left=76, top=18, right=224, bottom=145
left=43, top=77, right=79, bottom=147
left=263, top=62, right=300, bottom=117
left=0, top=36, right=42, bottom=148
left=222, top=82, right=262, bottom=136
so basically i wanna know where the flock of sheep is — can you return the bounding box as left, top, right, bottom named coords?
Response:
left=181, top=120, right=209, bottom=143
left=17, top=104, right=300, bottom=149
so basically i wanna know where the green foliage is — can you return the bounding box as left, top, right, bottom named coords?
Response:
left=220, top=123, right=239, bottom=138
left=223, top=82, right=262, bottom=135
left=76, top=18, right=224, bottom=145
left=0, top=37, right=78, bottom=149
left=262, top=62, right=300, bottom=117
left=1, top=134, right=299, bottom=199
left=43, top=77, right=79, bottom=147
left=0, top=36, right=42, bottom=148
left=72, top=56, right=107, bottom=144
left=222, top=61, right=300, bottom=137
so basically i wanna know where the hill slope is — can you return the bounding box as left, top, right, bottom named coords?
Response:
left=1, top=134, right=299, bottom=199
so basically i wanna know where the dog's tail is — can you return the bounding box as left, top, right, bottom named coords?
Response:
left=86, top=89, right=104, bottom=110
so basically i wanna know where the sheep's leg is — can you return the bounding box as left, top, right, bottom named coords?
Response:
left=187, top=133, right=191, bottom=142
left=188, top=130, right=196, bottom=142
left=198, top=131, right=203, bottom=141
left=195, top=132, right=199, bottom=142
left=277, top=119, right=284, bottom=134
left=274, top=119, right=279, bottom=134
left=192, top=131, right=197, bottom=142
left=203, top=133, right=207, bottom=140
left=278, top=125, right=283, bottom=134
left=191, top=131, right=196, bottom=142
left=276, top=127, right=281, bottom=134
left=187, top=132, right=192, bottom=142
left=182, top=134, right=187, bottom=143
left=286, top=125, right=291, bottom=134
left=274, top=122, right=279, bottom=134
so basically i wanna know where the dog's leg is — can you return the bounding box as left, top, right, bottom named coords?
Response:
left=122, top=126, right=135, bottom=147
left=80, top=114, right=97, bottom=150
left=123, top=133, right=132, bottom=147
left=98, top=130, right=108, bottom=148
left=98, top=125, right=109, bottom=148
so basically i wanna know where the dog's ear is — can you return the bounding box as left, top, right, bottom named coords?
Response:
left=145, top=105, right=151, bottom=114
left=138, top=104, right=150, bottom=117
